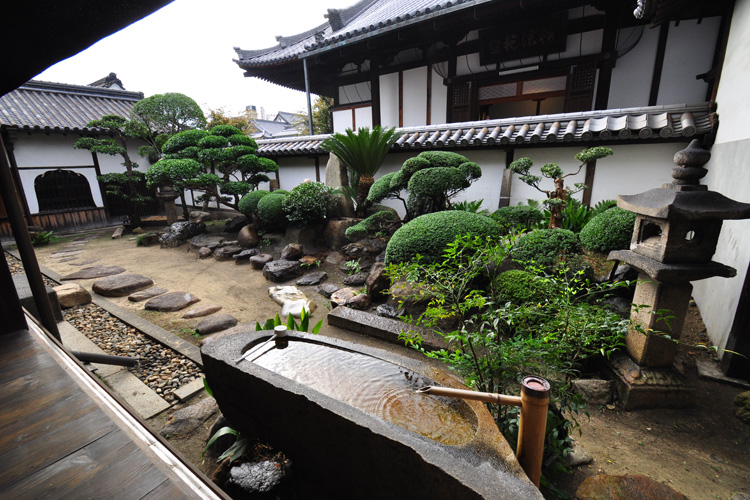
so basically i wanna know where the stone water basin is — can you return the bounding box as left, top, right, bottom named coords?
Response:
left=202, top=331, right=543, bottom=500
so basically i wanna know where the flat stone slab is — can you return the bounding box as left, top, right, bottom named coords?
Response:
left=145, top=292, right=200, bottom=312
left=263, top=260, right=301, bottom=282
left=92, top=273, right=154, bottom=297
left=128, top=286, right=169, bottom=302
left=52, top=249, right=84, bottom=257
left=197, top=313, right=238, bottom=335
left=190, top=233, right=227, bottom=251
left=297, top=271, right=327, bottom=286
left=71, top=259, right=99, bottom=266
left=62, top=265, right=126, bottom=280
left=315, top=283, right=339, bottom=298
left=183, top=304, right=223, bottom=319
left=173, top=378, right=207, bottom=402
left=327, top=306, right=447, bottom=352
left=159, top=397, right=218, bottom=437
left=103, top=369, right=170, bottom=419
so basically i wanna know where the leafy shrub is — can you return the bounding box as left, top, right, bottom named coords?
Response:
left=238, top=190, right=269, bottom=218
left=491, top=205, right=544, bottom=234
left=282, top=182, right=332, bottom=225
left=451, top=199, right=488, bottom=214
left=513, top=229, right=581, bottom=272
left=197, top=134, right=229, bottom=149
left=345, top=210, right=398, bottom=241
left=580, top=207, right=637, bottom=253
left=31, top=230, right=54, bottom=246
left=162, top=129, right=208, bottom=154
left=257, top=193, right=288, bottom=229
left=494, top=270, right=552, bottom=305
left=385, top=211, right=500, bottom=264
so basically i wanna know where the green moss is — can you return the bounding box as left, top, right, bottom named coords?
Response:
left=385, top=211, right=500, bottom=264
left=345, top=210, right=397, bottom=241
left=579, top=207, right=637, bottom=253
left=494, top=270, right=553, bottom=305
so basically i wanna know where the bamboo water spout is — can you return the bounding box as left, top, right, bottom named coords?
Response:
left=418, top=375, right=550, bottom=487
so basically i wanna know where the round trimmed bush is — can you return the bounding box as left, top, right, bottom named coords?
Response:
left=385, top=211, right=500, bottom=264
left=282, top=182, right=332, bottom=225
left=257, top=193, right=288, bottom=229
left=491, top=205, right=544, bottom=234
left=238, top=190, right=269, bottom=218
left=580, top=207, right=636, bottom=253
left=494, top=270, right=553, bottom=305
left=408, top=167, right=467, bottom=198
left=513, top=229, right=581, bottom=270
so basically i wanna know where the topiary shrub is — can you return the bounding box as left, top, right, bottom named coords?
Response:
left=257, top=193, right=288, bottom=229
left=491, top=205, right=544, bottom=234
left=282, top=182, right=332, bottom=225
left=385, top=211, right=500, bottom=264
left=494, top=270, right=553, bottom=305
left=580, top=207, right=637, bottom=253
left=513, top=228, right=581, bottom=272
left=345, top=210, right=398, bottom=241
left=238, top=190, right=269, bottom=218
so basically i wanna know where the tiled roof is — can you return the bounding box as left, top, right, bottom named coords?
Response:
left=234, top=0, right=492, bottom=67
left=0, top=80, right=143, bottom=132
left=252, top=118, right=300, bottom=139
left=256, top=103, right=715, bottom=156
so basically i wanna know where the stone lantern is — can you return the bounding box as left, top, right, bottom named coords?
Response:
left=155, top=185, right=180, bottom=225
left=606, top=140, right=750, bottom=408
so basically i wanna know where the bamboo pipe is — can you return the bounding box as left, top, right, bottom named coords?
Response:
left=417, top=375, right=550, bottom=488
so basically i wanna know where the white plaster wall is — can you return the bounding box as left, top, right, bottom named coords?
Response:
left=402, top=67, right=427, bottom=127
left=276, top=157, right=318, bottom=191
left=332, top=109, right=353, bottom=133
left=354, top=106, right=372, bottom=129
left=14, top=134, right=94, bottom=167
left=431, top=67, right=448, bottom=125
left=657, top=17, right=720, bottom=105
left=96, top=142, right=146, bottom=174
left=608, top=26, right=659, bottom=109
left=691, top=1, right=750, bottom=354
left=379, top=73, right=400, bottom=128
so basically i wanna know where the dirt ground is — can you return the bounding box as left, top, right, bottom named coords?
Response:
left=29, top=226, right=750, bottom=500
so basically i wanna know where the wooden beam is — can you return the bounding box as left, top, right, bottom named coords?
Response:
left=398, top=71, right=403, bottom=127
left=582, top=159, right=596, bottom=207
left=594, top=10, right=619, bottom=110
left=371, top=61, right=381, bottom=127
left=426, top=65, right=432, bottom=126
left=649, top=22, right=670, bottom=106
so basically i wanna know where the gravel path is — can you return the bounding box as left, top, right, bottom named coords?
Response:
left=5, top=251, right=203, bottom=404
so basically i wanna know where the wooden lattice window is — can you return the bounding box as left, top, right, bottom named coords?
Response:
left=34, top=169, right=96, bottom=212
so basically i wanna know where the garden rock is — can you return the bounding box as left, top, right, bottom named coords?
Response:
left=250, top=254, right=273, bottom=269
left=603, top=296, right=633, bottom=317
left=340, top=242, right=368, bottom=258
left=145, top=292, right=200, bottom=312
left=205, top=414, right=234, bottom=457
left=137, top=232, right=160, bottom=246
left=376, top=303, right=404, bottom=319
left=198, top=247, right=213, bottom=259
left=296, top=271, right=327, bottom=286
left=190, top=234, right=226, bottom=251
left=263, top=260, right=301, bottom=282
left=226, top=460, right=289, bottom=495
left=214, top=245, right=243, bottom=261
left=269, top=285, right=307, bottom=306
left=599, top=263, right=639, bottom=283
left=183, top=304, right=223, bottom=319
left=223, top=215, right=249, bottom=233
left=62, top=265, right=126, bottom=280
left=562, top=441, right=593, bottom=468
left=315, top=283, right=339, bottom=298
left=325, top=251, right=345, bottom=265
left=734, top=391, right=750, bottom=424
left=237, top=225, right=260, bottom=248
left=324, top=218, right=360, bottom=249
left=197, top=313, right=238, bottom=335
left=280, top=243, right=303, bottom=261
left=343, top=272, right=368, bottom=286
left=92, top=273, right=154, bottom=297
left=573, top=379, right=613, bottom=405
left=159, top=397, right=218, bottom=438
left=128, top=286, right=168, bottom=302
left=234, top=248, right=260, bottom=263
left=189, top=210, right=211, bottom=222
left=360, top=238, right=388, bottom=255
left=347, top=293, right=371, bottom=310
left=576, top=474, right=687, bottom=500
left=159, top=221, right=206, bottom=248
left=53, top=283, right=91, bottom=308
left=111, top=226, right=123, bottom=239
left=330, top=287, right=357, bottom=306
left=366, top=262, right=389, bottom=299
left=282, top=299, right=316, bottom=319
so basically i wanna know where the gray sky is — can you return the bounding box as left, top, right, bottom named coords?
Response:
left=36, top=0, right=352, bottom=119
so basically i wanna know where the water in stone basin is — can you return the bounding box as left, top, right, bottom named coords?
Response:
left=249, top=338, right=478, bottom=446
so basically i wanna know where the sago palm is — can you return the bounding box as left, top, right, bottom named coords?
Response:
left=321, top=126, right=397, bottom=215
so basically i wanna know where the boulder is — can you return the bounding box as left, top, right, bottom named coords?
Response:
left=315, top=283, right=340, bottom=298
left=62, top=265, right=126, bottom=280
left=280, top=243, right=303, bottom=261
left=226, top=460, right=289, bottom=496
left=249, top=253, right=272, bottom=269
left=189, top=210, right=211, bottom=222
left=224, top=215, right=249, bottom=233
left=128, top=286, right=168, bottom=302
left=347, top=293, right=371, bottom=310
left=145, top=292, right=200, bottom=312
left=340, top=242, right=368, bottom=259
left=324, top=218, right=360, bottom=249
left=237, top=225, right=260, bottom=248
left=299, top=255, right=320, bottom=266
left=159, top=397, right=218, bottom=438
left=366, top=262, right=389, bottom=300
left=573, top=379, right=613, bottom=406
left=197, top=313, right=238, bottom=335
left=92, top=273, right=154, bottom=297
left=735, top=391, right=750, bottom=424
left=182, top=304, right=223, bottom=319
left=576, top=474, right=687, bottom=500
left=234, top=248, right=260, bottom=263
left=330, top=287, right=358, bottom=307
left=198, top=247, right=213, bottom=259
left=325, top=251, right=345, bottom=265
left=53, top=283, right=91, bottom=308
left=376, top=303, right=404, bottom=319
left=562, top=441, right=594, bottom=468
left=111, top=226, right=124, bottom=239
left=159, top=221, right=206, bottom=248
left=269, top=285, right=307, bottom=306
left=137, top=232, right=160, bottom=246
left=297, top=271, right=327, bottom=286
left=190, top=234, right=226, bottom=251
left=263, top=260, right=301, bottom=282
left=282, top=299, right=316, bottom=319
left=343, top=272, right=369, bottom=286
left=214, top=245, right=243, bottom=261
left=359, top=238, right=388, bottom=255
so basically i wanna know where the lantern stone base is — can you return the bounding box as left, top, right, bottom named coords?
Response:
left=600, top=351, right=697, bottom=410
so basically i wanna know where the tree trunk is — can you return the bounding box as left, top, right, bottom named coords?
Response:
left=357, top=175, right=374, bottom=217
left=547, top=178, right=566, bottom=229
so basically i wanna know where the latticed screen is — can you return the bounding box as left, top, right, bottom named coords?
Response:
left=478, top=83, right=517, bottom=101
left=34, top=169, right=96, bottom=212
left=522, top=76, right=567, bottom=95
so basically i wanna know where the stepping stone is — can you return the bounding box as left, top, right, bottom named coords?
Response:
left=234, top=248, right=260, bottom=263
left=190, top=234, right=226, bottom=251
left=576, top=474, right=687, bottom=500
left=53, top=283, right=91, bottom=308
left=315, top=283, right=339, bottom=298
left=198, top=247, right=213, bottom=259
left=263, top=260, right=301, bottom=282
left=144, top=292, right=200, bottom=312
left=182, top=304, right=223, bottom=319
left=52, top=250, right=84, bottom=258
left=72, top=259, right=99, bottom=266
left=58, top=257, right=78, bottom=263
left=62, top=265, right=126, bottom=280
left=296, top=270, right=327, bottom=286
left=197, top=313, right=238, bottom=335
left=92, top=273, right=154, bottom=297
left=128, top=286, right=168, bottom=302
left=280, top=243, right=303, bottom=261
left=342, top=272, right=368, bottom=286
left=250, top=254, right=273, bottom=270
left=214, top=245, right=243, bottom=261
